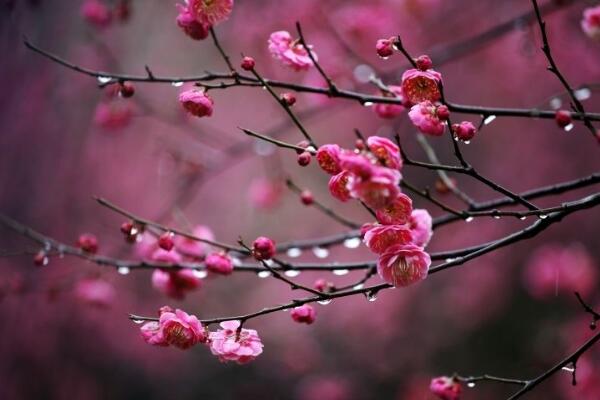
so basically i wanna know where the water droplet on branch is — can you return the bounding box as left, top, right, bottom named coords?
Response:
left=284, top=270, right=301, bottom=277
left=333, top=269, right=350, bottom=276
left=343, top=237, right=361, bottom=249
left=286, top=248, right=302, bottom=258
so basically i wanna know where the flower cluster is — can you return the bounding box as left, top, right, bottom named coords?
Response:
left=268, top=31, right=317, bottom=71
left=175, top=0, right=233, bottom=40
left=317, top=136, right=432, bottom=287
left=141, top=311, right=263, bottom=364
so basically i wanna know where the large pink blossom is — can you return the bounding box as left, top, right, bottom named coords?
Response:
left=176, top=4, right=210, bottom=40
left=429, top=376, right=462, bottom=400
left=373, top=86, right=406, bottom=119
left=375, top=193, right=413, bottom=225
left=141, top=308, right=207, bottom=349
left=401, top=68, right=443, bottom=104
left=363, top=225, right=413, bottom=254
left=409, top=209, right=433, bottom=247
left=209, top=320, right=263, bottom=364
left=581, top=5, right=600, bottom=40
left=204, top=252, right=234, bottom=275
left=188, top=0, right=233, bottom=26
left=290, top=304, right=316, bottom=324
left=377, top=244, right=431, bottom=287
left=367, top=136, right=402, bottom=170
left=316, top=144, right=343, bottom=175
left=328, top=170, right=353, bottom=202
left=179, top=89, right=214, bottom=118
left=408, top=101, right=446, bottom=136
left=348, top=167, right=401, bottom=209
left=268, top=31, right=316, bottom=71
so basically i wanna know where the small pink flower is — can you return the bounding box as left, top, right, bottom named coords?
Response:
left=452, top=121, right=477, bottom=142
left=268, top=31, right=316, bottom=71
left=291, top=304, right=316, bottom=324
left=205, top=252, right=234, bottom=275
left=179, top=89, right=214, bottom=118
left=377, top=244, right=431, bottom=287
left=174, top=225, right=214, bottom=259
left=81, top=0, right=112, bottom=28
left=176, top=4, right=210, bottom=40
left=338, top=152, right=376, bottom=179
left=151, top=248, right=183, bottom=264
left=328, top=171, right=353, bottom=202
left=364, top=225, right=413, bottom=254
left=375, top=38, right=394, bottom=58
left=367, top=136, right=402, bottom=169
left=409, top=209, right=433, bottom=247
left=376, top=193, right=413, bottom=225
left=188, top=0, right=233, bottom=26
left=581, top=5, right=600, bottom=40
left=349, top=168, right=401, bottom=209
left=74, top=279, right=115, bottom=307
left=160, top=309, right=207, bottom=349
left=152, top=268, right=202, bottom=300
left=430, top=376, right=462, bottom=400
left=401, top=68, right=442, bottom=104
left=140, top=321, right=168, bottom=346
left=316, top=144, right=343, bottom=175
left=209, top=320, right=263, bottom=364
left=373, top=85, right=405, bottom=119
left=76, top=233, right=98, bottom=253
left=252, top=236, right=276, bottom=260
left=408, top=101, right=446, bottom=136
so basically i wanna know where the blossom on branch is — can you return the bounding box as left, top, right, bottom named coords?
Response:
left=141, top=307, right=207, bottom=349
left=209, top=320, right=263, bottom=364
left=268, top=31, right=316, bottom=71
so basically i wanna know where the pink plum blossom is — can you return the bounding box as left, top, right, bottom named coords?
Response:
left=204, top=252, right=234, bottom=275
left=328, top=171, right=353, bottom=202
left=581, top=5, right=600, bottom=40
left=179, top=89, right=214, bottom=118
left=377, top=244, right=431, bottom=287
left=409, top=209, right=433, bottom=247
left=268, top=31, right=316, bottom=71
left=74, top=279, right=116, bottom=307
left=452, top=121, right=477, bottom=142
left=290, top=304, right=316, bottom=324
left=367, top=136, right=402, bottom=169
left=151, top=267, right=202, bottom=300
left=141, top=308, right=207, bottom=349
left=373, top=85, right=406, bottom=119
left=174, top=225, right=214, bottom=259
left=80, top=0, right=112, bottom=28
left=348, top=167, right=401, bottom=209
left=364, top=225, right=413, bottom=254
left=252, top=236, right=276, bottom=260
left=316, top=144, right=343, bottom=175
left=408, top=101, right=446, bottom=136
left=209, top=320, right=263, bottom=364
left=176, top=4, right=210, bottom=40
left=401, top=68, right=443, bottom=104
left=188, top=0, right=233, bottom=26
left=375, top=193, right=413, bottom=225
left=429, top=376, right=462, bottom=400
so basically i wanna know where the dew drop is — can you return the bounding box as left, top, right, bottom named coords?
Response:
left=379, top=56, right=390, bottom=60
left=483, top=115, right=497, bottom=125
left=463, top=140, right=471, bottom=145
left=42, top=256, right=50, bottom=266
left=171, top=81, right=184, bottom=87
left=312, top=246, right=329, bottom=259
left=445, top=258, right=457, bottom=263
left=353, top=283, right=364, bottom=290
left=363, top=101, right=374, bottom=107
left=539, top=214, right=548, bottom=219
left=549, top=97, right=562, bottom=109
left=575, top=87, right=591, bottom=101
left=493, top=215, right=501, bottom=220
left=562, top=366, right=575, bottom=373
left=117, top=266, right=130, bottom=275
left=519, top=216, right=527, bottom=220
left=193, top=269, right=208, bottom=279
left=97, top=76, right=112, bottom=84
left=317, top=299, right=332, bottom=305
left=263, top=259, right=274, bottom=267
left=284, top=270, right=301, bottom=277
left=286, top=247, right=302, bottom=258
left=132, top=319, right=145, bottom=325
left=343, top=237, right=361, bottom=249
left=465, top=216, right=474, bottom=223
left=257, top=270, right=271, bottom=279
left=564, top=123, right=574, bottom=132
left=467, top=382, right=476, bottom=388
left=231, top=257, right=242, bottom=266
left=366, top=291, right=378, bottom=302
left=333, top=269, right=350, bottom=276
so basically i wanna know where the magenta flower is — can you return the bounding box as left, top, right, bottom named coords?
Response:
left=328, top=171, right=353, bottom=202
left=152, top=265, right=202, bottom=300
left=140, top=321, right=168, bottom=346
left=252, top=236, right=276, bottom=261
left=141, top=308, right=206, bottom=349
left=452, top=121, right=477, bottom=142
left=409, top=209, right=433, bottom=247
left=176, top=4, right=210, bottom=40
left=76, top=233, right=99, bottom=254
left=188, top=0, right=233, bottom=26
left=205, top=252, right=234, bottom=275
left=316, top=144, right=343, bottom=175
left=408, top=101, right=446, bottom=136
left=429, top=376, right=462, bottom=400
left=377, top=244, right=431, bottom=287
left=367, top=136, right=402, bottom=170
left=582, top=5, right=600, bottom=40
left=349, top=168, right=401, bottom=209
left=338, top=152, right=375, bottom=180
left=150, top=248, right=183, bottom=264
left=179, top=89, right=214, bottom=118
left=290, top=304, right=316, bottom=324
left=401, top=68, right=443, bottom=104
left=268, top=31, right=316, bottom=71
left=209, top=320, right=263, bottom=364
left=373, top=85, right=406, bottom=119
left=375, top=38, right=394, bottom=58
left=375, top=193, right=413, bottom=225
left=74, top=279, right=116, bottom=308
left=364, top=225, right=413, bottom=254
left=80, top=0, right=112, bottom=28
